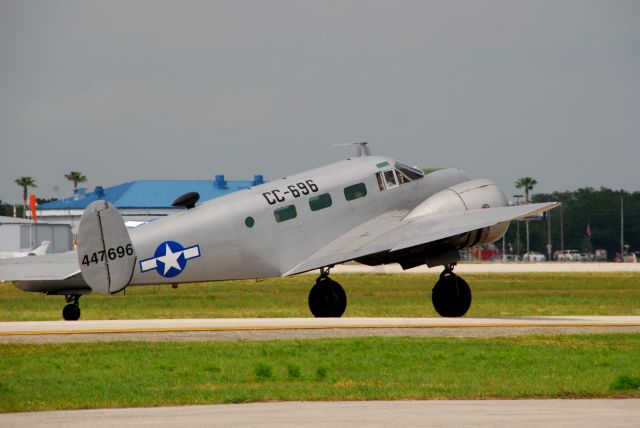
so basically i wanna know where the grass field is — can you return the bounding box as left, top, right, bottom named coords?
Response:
left=1, top=272, right=639, bottom=320
left=1, top=273, right=639, bottom=412
left=0, top=334, right=639, bottom=412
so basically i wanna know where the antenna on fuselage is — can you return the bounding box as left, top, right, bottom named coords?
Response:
left=334, top=142, right=370, bottom=157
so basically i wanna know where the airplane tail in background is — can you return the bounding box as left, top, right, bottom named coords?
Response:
left=29, top=241, right=51, bottom=256
left=77, top=200, right=137, bottom=295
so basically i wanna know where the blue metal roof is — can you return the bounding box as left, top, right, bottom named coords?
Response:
left=39, top=176, right=265, bottom=210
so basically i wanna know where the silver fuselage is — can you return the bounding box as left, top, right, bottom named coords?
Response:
left=14, top=155, right=500, bottom=294
left=128, top=156, right=470, bottom=284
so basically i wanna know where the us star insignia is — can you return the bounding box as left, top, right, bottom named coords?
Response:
left=139, top=241, right=201, bottom=278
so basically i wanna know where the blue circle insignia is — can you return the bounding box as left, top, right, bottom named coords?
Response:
left=139, top=240, right=202, bottom=278
left=153, top=241, right=187, bottom=278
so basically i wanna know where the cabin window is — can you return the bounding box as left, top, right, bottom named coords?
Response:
left=309, top=193, right=332, bottom=211
left=344, top=183, right=367, bottom=201
left=244, top=216, right=255, bottom=228
left=274, top=205, right=297, bottom=223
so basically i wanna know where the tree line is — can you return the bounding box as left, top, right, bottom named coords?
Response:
left=7, top=172, right=86, bottom=218
left=503, top=187, right=640, bottom=259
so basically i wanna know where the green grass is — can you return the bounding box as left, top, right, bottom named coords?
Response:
left=0, top=334, right=639, bottom=412
left=2, top=274, right=638, bottom=412
left=1, top=273, right=639, bottom=320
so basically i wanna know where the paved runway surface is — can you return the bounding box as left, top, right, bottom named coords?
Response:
left=1, top=316, right=639, bottom=343
left=2, top=400, right=639, bottom=428
left=331, top=261, right=640, bottom=273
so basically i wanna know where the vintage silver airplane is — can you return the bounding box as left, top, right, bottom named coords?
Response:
left=0, top=147, right=557, bottom=320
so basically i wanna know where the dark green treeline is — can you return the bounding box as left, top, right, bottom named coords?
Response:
left=503, top=188, right=640, bottom=259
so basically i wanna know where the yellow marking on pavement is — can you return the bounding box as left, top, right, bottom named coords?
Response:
left=1, top=322, right=640, bottom=336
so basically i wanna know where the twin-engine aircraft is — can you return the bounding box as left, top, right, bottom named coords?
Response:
left=0, top=149, right=557, bottom=320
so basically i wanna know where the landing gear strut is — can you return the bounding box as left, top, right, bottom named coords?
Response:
left=308, top=266, right=347, bottom=318
left=432, top=264, right=471, bottom=317
left=62, top=295, right=81, bottom=321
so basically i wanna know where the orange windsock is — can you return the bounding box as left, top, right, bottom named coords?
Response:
left=29, top=194, right=37, bottom=223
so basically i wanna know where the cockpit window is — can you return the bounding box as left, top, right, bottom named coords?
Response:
left=395, top=162, right=424, bottom=180
left=376, top=173, right=385, bottom=191
left=375, top=161, right=424, bottom=192
left=395, top=169, right=410, bottom=185
left=383, top=170, right=398, bottom=188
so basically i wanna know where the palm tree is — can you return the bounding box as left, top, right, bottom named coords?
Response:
left=14, top=177, right=37, bottom=219
left=64, top=171, right=87, bottom=190
left=515, top=177, right=538, bottom=254
left=515, top=177, right=538, bottom=204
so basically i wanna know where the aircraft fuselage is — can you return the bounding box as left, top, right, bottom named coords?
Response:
left=127, top=156, right=471, bottom=284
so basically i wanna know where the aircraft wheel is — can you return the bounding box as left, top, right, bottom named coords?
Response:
left=308, top=277, right=347, bottom=318
left=62, top=304, right=81, bottom=321
left=432, top=272, right=471, bottom=317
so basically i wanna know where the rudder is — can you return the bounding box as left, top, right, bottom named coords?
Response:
left=77, top=200, right=136, bottom=294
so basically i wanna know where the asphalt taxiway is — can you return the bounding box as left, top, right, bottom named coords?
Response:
left=331, top=261, right=640, bottom=273
left=1, top=316, right=639, bottom=343
left=1, top=400, right=639, bottom=428
left=2, top=318, right=638, bottom=425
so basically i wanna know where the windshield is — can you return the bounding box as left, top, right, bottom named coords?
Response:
left=395, top=162, right=424, bottom=180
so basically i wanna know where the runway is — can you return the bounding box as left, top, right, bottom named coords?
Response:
left=1, top=400, right=639, bottom=428
left=330, top=261, right=640, bottom=273
left=1, top=316, right=639, bottom=343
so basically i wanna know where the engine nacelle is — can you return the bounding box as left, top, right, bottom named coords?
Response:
left=406, top=179, right=510, bottom=248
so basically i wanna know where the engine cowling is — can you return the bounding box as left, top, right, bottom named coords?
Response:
left=406, top=179, right=510, bottom=248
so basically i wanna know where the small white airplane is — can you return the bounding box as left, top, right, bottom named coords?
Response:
left=0, top=146, right=558, bottom=320
left=0, top=241, right=51, bottom=259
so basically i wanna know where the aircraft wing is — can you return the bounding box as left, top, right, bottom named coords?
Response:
left=0, top=251, right=80, bottom=282
left=284, top=202, right=558, bottom=275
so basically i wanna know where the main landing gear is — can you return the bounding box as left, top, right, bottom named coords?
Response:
left=62, top=295, right=81, bottom=321
left=308, top=267, right=347, bottom=317
left=432, top=264, right=471, bottom=317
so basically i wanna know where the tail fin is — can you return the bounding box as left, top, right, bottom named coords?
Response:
left=29, top=241, right=51, bottom=256
left=77, top=200, right=137, bottom=294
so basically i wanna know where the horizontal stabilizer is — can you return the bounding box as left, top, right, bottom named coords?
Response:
left=0, top=251, right=79, bottom=281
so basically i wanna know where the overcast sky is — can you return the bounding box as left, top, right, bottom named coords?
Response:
left=1, top=0, right=638, bottom=204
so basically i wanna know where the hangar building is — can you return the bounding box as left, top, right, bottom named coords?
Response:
left=36, top=174, right=265, bottom=236
left=0, top=216, right=73, bottom=254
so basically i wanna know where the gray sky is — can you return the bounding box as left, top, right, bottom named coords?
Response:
left=1, top=0, right=639, bottom=204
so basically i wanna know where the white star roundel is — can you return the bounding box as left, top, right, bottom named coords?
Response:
left=139, top=241, right=201, bottom=278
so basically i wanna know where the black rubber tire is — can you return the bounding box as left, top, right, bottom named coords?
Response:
left=62, top=304, right=81, bottom=321
left=308, top=278, right=347, bottom=318
left=431, top=273, right=472, bottom=317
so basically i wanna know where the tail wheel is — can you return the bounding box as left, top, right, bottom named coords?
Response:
left=432, top=272, right=471, bottom=317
